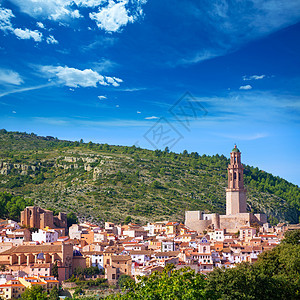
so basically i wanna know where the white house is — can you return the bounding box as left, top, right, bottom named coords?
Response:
left=31, top=228, right=58, bottom=244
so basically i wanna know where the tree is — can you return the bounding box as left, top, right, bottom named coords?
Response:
left=124, top=216, right=132, bottom=225
left=0, top=264, right=7, bottom=272
left=52, top=261, right=58, bottom=278
left=106, top=264, right=207, bottom=300
left=117, top=274, right=134, bottom=289
left=49, top=285, right=59, bottom=300
left=206, top=241, right=300, bottom=300
left=21, top=285, right=47, bottom=300
left=282, top=229, right=300, bottom=245
left=67, top=212, right=78, bottom=228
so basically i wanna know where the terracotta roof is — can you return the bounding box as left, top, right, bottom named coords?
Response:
left=111, top=255, right=131, bottom=262
left=129, top=250, right=154, bottom=255
left=0, top=244, right=63, bottom=255
left=30, top=263, right=51, bottom=268
left=44, top=280, right=59, bottom=283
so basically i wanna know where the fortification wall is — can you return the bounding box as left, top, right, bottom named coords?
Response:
left=220, top=213, right=252, bottom=233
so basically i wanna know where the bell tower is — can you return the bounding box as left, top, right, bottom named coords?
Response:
left=226, top=145, right=247, bottom=215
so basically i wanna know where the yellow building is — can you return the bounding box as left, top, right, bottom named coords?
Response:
left=0, top=279, right=25, bottom=299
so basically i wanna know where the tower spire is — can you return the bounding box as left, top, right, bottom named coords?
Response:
left=226, top=145, right=247, bottom=215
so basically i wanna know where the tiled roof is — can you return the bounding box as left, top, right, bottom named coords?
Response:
left=111, top=255, right=131, bottom=262
left=0, top=244, right=63, bottom=255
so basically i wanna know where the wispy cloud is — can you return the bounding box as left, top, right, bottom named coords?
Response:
left=98, top=95, right=107, bottom=100
left=118, top=87, right=147, bottom=92
left=175, top=0, right=300, bottom=65
left=0, top=69, right=23, bottom=85
left=217, top=133, right=269, bottom=141
left=33, top=117, right=70, bottom=126
left=0, top=83, right=54, bottom=98
left=176, top=50, right=221, bottom=66
left=243, top=75, right=266, bottom=81
left=145, top=116, right=159, bottom=120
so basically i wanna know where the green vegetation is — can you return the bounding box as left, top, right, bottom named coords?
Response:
left=73, top=266, right=103, bottom=277
left=106, top=265, right=207, bottom=300
left=49, top=286, right=60, bottom=300
left=0, top=192, right=33, bottom=221
left=117, top=275, right=135, bottom=289
left=21, top=285, right=47, bottom=300
left=0, top=129, right=299, bottom=224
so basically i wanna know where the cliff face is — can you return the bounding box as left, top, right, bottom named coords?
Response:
left=0, top=162, right=40, bottom=175
left=0, top=129, right=299, bottom=225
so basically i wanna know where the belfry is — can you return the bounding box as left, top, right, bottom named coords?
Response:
left=185, top=145, right=268, bottom=233
left=226, top=145, right=247, bottom=215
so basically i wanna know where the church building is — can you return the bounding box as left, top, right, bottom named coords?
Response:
left=185, top=145, right=267, bottom=233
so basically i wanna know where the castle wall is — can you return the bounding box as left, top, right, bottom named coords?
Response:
left=220, top=213, right=252, bottom=233
left=185, top=211, right=218, bottom=233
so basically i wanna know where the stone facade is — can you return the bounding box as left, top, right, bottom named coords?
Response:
left=20, top=206, right=67, bottom=232
left=185, top=146, right=267, bottom=233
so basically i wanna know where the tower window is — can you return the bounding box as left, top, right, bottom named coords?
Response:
left=234, top=173, right=236, bottom=180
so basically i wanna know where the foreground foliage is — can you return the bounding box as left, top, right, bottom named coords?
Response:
left=106, top=264, right=207, bottom=300
left=106, top=232, right=300, bottom=300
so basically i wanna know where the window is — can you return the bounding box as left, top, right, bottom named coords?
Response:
left=112, top=274, right=115, bottom=279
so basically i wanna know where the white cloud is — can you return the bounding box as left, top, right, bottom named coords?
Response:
left=243, top=75, right=266, bottom=81
left=98, top=95, right=107, bottom=99
left=13, top=28, right=43, bottom=42
left=89, top=1, right=134, bottom=32
left=0, top=5, right=14, bottom=32
left=116, top=104, right=119, bottom=107
left=73, top=0, right=106, bottom=7
left=0, top=69, right=23, bottom=85
left=46, top=35, right=59, bottom=44
left=9, top=0, right=147, bottom=32
left=106, top=76, right=122, bottom=87
left=239, top=85, right=252, bottom=90
left=36, top=22, right=45, bottom=29
left=89, top=0, right=147, bottom=32
left=145, top=116, right=159, bottom=120
left=137, top=111, right=141, bottom=113
left=40, top=65, right=123, bottom=88
left=12, top=111, right=16, bottom=114
left=70, top=9, right=82, bottom=19
left=9, top=0, right=75, bottom=20
left=0, top=5, right=44, bottom=42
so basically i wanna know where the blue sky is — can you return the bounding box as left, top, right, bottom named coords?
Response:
left=0, top=0, right=299, bottom=185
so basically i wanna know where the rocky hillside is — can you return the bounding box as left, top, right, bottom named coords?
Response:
left=0, top=129, right=299, bottom=225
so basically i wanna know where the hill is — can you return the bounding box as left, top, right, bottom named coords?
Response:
left=0, top=129, right=299, bottom=225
